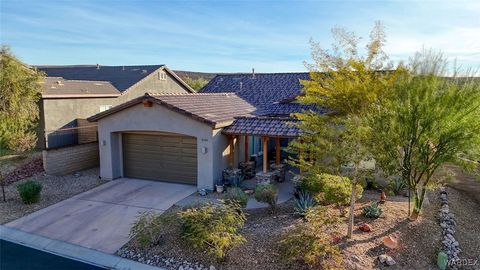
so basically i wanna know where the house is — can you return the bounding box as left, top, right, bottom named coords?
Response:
left=36, top=65, right=194, bottom=149
left=88, top=72, right=310, bottom=190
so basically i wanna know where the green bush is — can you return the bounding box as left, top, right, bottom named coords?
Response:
left=363, top=202, right=382, bottom=218
left=224, top=187, right=248, bottom=208
left=254, top=183, right=278, bottom=213
left=129, top=211, right=174, bottom=247
left=178, top=201, right=246, bottom=259
left=322, top=174, right=363, bottom=206
left=279, top=206, right=343, bottom=269
left=17, top=180, right=42, bottom=204
left=299, top=173, right=325, bottom=195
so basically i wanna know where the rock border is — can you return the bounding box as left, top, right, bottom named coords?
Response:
left=117, top=247, right=216, bottom=270
left=438, top=187, right=461, bottom=270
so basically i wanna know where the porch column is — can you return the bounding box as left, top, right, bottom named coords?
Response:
left=275, top=137, right=281, bottom=165
left=244, top=135, right=249, bottom=162
left=262, top=136, right=269, bottom=173
left=229, top=135, right=235, bottom=167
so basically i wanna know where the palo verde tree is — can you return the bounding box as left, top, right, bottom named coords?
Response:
left=0, top=45, right=43, bottom=155
left=369, top=50, right=480, bottom=220
left=0, top=45, right=43, bottom=202
left=290, top=21, right=406, bottom=237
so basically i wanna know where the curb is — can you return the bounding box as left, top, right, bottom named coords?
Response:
left=0, top=225, right=165, bottom=270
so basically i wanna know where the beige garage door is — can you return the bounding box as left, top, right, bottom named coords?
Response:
left=122, top=133, right=197, bottom=185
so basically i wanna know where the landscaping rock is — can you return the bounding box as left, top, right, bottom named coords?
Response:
left=383, top=235, right=398, bottom=249
left=378, top=255, right=396, bottom=266
left=270, top=163, right=286, bottom=182
left=438, top=188, right=461, bottom=269
left=3, top=157, right=44, bottom=185
left=238, top=161, right=255, bottom=179
left=386, top=256, right=396, bottom=266
left=378, top=254, right=388, bottom=263
left=359, top=223, right=372, bottom=232
left=255, top=171, right=275, bottom=184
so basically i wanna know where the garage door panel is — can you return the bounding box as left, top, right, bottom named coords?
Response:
left=123, top=133, right=197, bottom=184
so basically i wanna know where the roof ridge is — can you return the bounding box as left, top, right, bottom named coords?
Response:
left=147, top=92, right=235, bottom=96
left=235, top=116, right=297, bottom=121
left=45, top=77, right=114, bottom=84
left=215, top=72, right=309, bottom=76
left=37, top=64, right=165, bottom=68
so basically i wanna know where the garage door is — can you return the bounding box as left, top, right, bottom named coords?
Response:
left=122, top=133, right=197, bottom=184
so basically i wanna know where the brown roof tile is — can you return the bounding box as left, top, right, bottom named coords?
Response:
left=42, top=77, right=120, bottom=98
left=88, top=93, right=257, bottom=128
left=222, top=116, right=301, bottom=137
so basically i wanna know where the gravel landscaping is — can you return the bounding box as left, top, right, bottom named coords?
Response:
left=0, top=167, right=106, bottom=224
left=117, top=188, right=467, bottom=270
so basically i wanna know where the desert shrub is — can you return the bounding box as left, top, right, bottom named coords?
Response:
left=279, top=206, right=343, bottom=269
left=228, top=174, right=243, bottom=187
left=129, top=211, right=174, bottom=247
left=294, top=190, right=316, bottom=217
left=322, top=174, right=363, bottom=205
left=178, top=201, right=246, bottom=259
left=387, top=178, right=406, bottom=195
left=17, top=180, right=42, bottom=204
left=299, top=173, right=325, bottom=195
left=363, top=202, right=382, bottom=218
left=224, top=187, right=248, bottom=208
left=299, top=173, right=363, bottom=206
left=254, top=183, right=278, bottom=213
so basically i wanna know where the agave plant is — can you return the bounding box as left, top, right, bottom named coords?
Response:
left=363, top=201, right=382, bottom=218
left=294, top=190, right=316, bottom=216
left=389, top=177, right=407, bottom=195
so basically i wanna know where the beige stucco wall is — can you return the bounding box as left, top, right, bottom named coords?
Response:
left=97, top=102, right=226, bottom=190
left=40, top=68, right=190, bottom=148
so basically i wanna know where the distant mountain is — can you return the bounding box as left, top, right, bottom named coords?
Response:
left=173, top=70, right=218, bottom=81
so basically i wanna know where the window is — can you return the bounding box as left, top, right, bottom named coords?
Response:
left=100, top=105, right=113, bottom=112
left=158, top=71, right=167, bottom=81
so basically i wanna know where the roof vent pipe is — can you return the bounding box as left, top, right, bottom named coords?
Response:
left=122, top=66, right=125, bottom=71
left=239, top=81, right=243, bottom=90
left=96, top=64, right=100, bottom=69
left=252, top=68, right=255, bottom=79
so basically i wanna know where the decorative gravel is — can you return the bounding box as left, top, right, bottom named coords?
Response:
left=0, top=167, right=106, bottom=224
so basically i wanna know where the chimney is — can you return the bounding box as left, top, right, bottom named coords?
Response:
left=252, top=68, right=255, bottom=78
left=96, top=64, right=100, bottom=69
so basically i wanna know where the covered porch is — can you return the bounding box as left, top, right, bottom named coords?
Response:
left=222, top=117, right=302, bottom=182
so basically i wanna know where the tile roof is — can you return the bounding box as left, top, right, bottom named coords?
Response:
left=41, top=77, right=120, bottom=98
left=89, top=93, right=257, bottom=128
left=200, top=72, right=311, bottom=115
left=222, top=117, right=301, bottom=137
left=37, top=65, right=164, bottom=92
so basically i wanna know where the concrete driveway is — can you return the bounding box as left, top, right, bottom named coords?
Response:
left=6, top=178, right=196, bottom=253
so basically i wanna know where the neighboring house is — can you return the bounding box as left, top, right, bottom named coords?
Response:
left=36, top=65, right=194, bottom=149
left=88, top=72, right=310, bottom=190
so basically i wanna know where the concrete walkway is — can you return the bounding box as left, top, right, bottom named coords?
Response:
left=176, top=170, right=295, bottom=209
left=6, top=178, right=196, bottom=253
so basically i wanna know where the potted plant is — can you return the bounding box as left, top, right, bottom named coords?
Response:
left=215, top=179, right=224, bottom=193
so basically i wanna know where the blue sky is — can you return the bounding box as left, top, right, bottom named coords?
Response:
left=1, top=0, right=479, bottom=72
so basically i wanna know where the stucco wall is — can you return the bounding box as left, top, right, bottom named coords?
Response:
left=97, top=103, right=218, bottom=189
left=39, top=68, right=190, bottom=149
left=43, top=142, right=99, bottom=175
